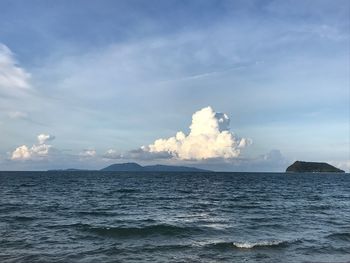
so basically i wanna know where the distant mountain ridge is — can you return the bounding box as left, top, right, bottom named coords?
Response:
left=286, top=161, right=344, bottom=173
left=100, top=162, right=211, bottom=172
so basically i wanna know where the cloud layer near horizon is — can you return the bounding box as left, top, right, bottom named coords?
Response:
left=144, top=106, right=251, bottom=160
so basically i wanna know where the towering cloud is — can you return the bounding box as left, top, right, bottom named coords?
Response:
left=145, top=106, right=250, bottom=160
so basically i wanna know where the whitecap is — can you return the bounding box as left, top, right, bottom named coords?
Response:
left=232, top=240, right=286, bottom=249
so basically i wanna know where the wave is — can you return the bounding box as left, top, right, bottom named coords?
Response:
left=177, top=189, right=193, bottom=194
left=140, top=244, right=193, bottom=252
left=232, top=240, right=289, bottom=249
left=208, top=239, right=300, bottom=250
left=326, top=232, right=350, bottom=241
left=80, top=224, right=203, bottom=238
left=75, top=211, right=128, bottom=217
left=1, top=215, right=36, bottom=222
left=19, top=183, right=37, bottom=187
left=116, top=188, right=140, bottom=193
left=12, top=216, right=36, bottom=221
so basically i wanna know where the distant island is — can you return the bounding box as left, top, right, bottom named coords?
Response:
left=286, top=161, right=345, bottom=173
left=49, top=162, right=211, bottom=172
left=100, top=162, right=211, bottom=172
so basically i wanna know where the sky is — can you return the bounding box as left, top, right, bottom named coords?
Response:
left=0, top=0, right=349, bottom=171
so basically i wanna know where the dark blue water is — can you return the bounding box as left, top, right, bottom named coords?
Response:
left=0, top=172, right=349, bottom=263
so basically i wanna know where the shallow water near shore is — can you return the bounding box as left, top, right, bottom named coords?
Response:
left=1, top=171, right=349, bottom=262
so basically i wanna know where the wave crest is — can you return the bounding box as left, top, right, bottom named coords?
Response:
left=233, top=240, right=287, bottom=249
left=206, top=239, right=300, bottom=250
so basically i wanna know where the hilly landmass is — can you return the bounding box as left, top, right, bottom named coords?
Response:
left=286, top=161, right=344, bottom=173
left=100, top=162, right=211, bottom=172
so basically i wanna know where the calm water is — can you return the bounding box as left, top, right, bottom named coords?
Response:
left=0, top=172, right=349, bottom=263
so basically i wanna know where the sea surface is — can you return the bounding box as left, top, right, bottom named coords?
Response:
left=0, top=171, right=349, bottom=263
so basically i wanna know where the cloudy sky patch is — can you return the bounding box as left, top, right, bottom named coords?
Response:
left=0, top=0, right=348, bottom=171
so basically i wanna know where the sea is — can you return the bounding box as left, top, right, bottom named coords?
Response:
left=0, top=171, right=349, bottom=263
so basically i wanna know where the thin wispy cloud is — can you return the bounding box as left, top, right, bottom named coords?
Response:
left=0, top=44, right=31, bottom=92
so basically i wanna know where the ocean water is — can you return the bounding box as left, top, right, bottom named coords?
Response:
left=0, top=171, right=349, bottom=263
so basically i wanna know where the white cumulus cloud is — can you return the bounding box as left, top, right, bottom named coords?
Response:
left=11, top=134, right=55, bottom=160
left=145, top=106, right=251, bottom=160
left=37, top=134, right=55, bottom=145
left=11, top=145, right=31, bottom=160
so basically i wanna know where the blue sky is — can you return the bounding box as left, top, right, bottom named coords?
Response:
left=0, top=0, right=349, bottom=171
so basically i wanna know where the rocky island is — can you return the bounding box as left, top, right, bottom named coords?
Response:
left=286, top=161, right=345, bottom=173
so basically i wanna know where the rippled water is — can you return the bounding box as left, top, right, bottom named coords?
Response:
left=1, top=171, right=349, bottom=262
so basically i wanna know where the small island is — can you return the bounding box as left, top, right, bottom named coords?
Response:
left=286, top=161, right=345, bottom=173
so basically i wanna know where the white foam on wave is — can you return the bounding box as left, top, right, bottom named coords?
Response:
left=233, top=240, right=285, bottom=249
